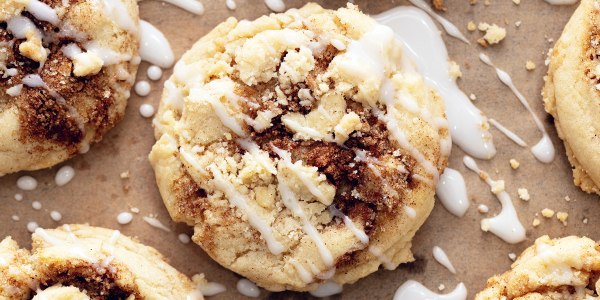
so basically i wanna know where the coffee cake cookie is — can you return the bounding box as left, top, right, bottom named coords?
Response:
left=0, top=224, right=203, bottom=299
left=0, top=0, right=139, bottom=175
left=150, top=3, right=449, bottom=291
left=543, top=0, right=600, bottom=195
left=476, top=235, right=600, bottom=299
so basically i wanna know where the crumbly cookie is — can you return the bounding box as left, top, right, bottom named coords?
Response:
left=0, top=224, right=203, bottom=299
left=543, top=0, right=600, bottom=195
left=476, top=236, right=600, bottom=299
left=150, top=3, right=449, bottom=291
left=0, top=0, right=140, bottom=175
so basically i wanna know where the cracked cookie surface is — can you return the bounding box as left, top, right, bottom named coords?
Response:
left=150, top=3, right=449, bottom=291
left=0, top=0, right=139, bottom=175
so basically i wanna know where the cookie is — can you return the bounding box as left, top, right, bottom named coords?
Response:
left=476, top=235, right=600, bottom=299
left=0, top=0, right=140, bottom=175
left=0, top=224, right=203, bottom=299
left=543, top=0, right=600, bottom=195
left=150, top=3, right=449, bottom=291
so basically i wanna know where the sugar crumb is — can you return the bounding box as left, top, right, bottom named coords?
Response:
left=541, top=208, right=555, bottom=218
left=525, top=60, right=536, bottom=71
left=508, top=252, right=517, bottom=261
left=556, top=212, right=568, bottom=226
left=583, top=217, right=589, bottom=224
left=515, top=20, right=522, bottom=27
left=438, top=284, right=445, bottom=291
left=532, top=218, right=541, bottom=227
left=469, top=93, right=477, bottom=101
left=509, top=159, right=520, bottom=169
left=517, top=188, right=530, bottom=201
left=564, top=195, right=571, bottom=202
left=467, top=21, right=477, bottom=32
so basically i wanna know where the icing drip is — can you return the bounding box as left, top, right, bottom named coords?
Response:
left=27, top=0, right=59, bottom=25
left=236, top=279, right=260, bottom=297
left=406, top=0, right=470, bottom=44
left=139, top=20, right=175, bottom=68
left=375, top=8, right=496, bottom=160
left=102, top=0, right=139, bottom=33
left=264, top=0, right=285, bottom=12
left=142, top=216, right=171, bottom=232
left=154, top=0, right=205, bottom=15
left=436, top=168, right=469, bottom=217
left=394, top=280, right=467, bottom=300
left=236, top=138, right=277, bottom=175
left=488, top=119, right=527, bottom=147
left=432, top=246, right=456, bottom=274
left=310, top=281, right=343, bottom=298
left=368, top=245, right=396, bottom=270
left=463, top=156, right=526, bottom=244
left=544, top=0, right=579, bottom=4
left=479, top=53, right=555, bottom=163
left=209, top=165, right=285, bottom=254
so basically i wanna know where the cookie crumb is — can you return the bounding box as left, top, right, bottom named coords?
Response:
left=478, top=22, right=490, bottom=31
left=556, top=212, right=568, bottom=226
left=448, top=61, right=462, bottom=79
left=484, top=0, right=491, bottom=5
left=525, top=60, right=536, bottom=71
left=564, top=195, right=571, bottom=202
left=517, top=188, right=530, bottom=201
left=515, top=20, right=522, bottom=27
left=491, top=180, right=505, bottom=195
left=512, top=0, right=520, bottom=4
left=432, top=0, right=446, bottom=11
left=470, top=0, right=478, bottom=4
left=120, top=171, right=130, bottom=179
left=541, top=208, right=555, bottom=218
left=130, top=207, right=140, bottom=214
left=508, top=252, right=517, bottom=261
left=481, top=219, right=491, bottom=232
left=469, top=93, right=477, bottom=101
left=467, top=21, right=477, bottom=31
left=438, top=284, right=445, bottom=291
left=509, top=159, right=520, bottom=169
left=583, top=217, right=589, bottom=224
left=477, top=204, right=489, bottom=213
left=482, top=24, right=507, bottom=46
left=532, top=218, right=541, bottom=227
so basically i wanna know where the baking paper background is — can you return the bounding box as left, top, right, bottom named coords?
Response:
left=1, top=0, right=597, bottom=299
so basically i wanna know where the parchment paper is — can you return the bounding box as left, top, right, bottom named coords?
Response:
left=1, top=0, right=596, bottom=299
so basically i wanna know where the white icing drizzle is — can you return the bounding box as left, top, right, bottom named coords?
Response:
left=135, top=80, right=151, bottom=96
left=406, top=0, right=470, bottom=44
left=61, top=43, right=82, bottom=59
left=310, top=281, right=343, bottom=298
left=436, top=168, right=469, bottom=217
left=84, top=41, right=132, bottom=65
left=479, top=53, right=555, bottom=163
left=6, top=84, right=23, bottom=97
left=226, top=0, right=237, bottom=10
left=142, top=216, right=171, bottom=232
left=27, top=222, right=39, bottom=233
left=375, top=99, right=439, bottom=183
left=155, top=0, right=205, bottom=15
left=394, top=280, right=467, bottom=300
left=50, top=211, right=62, bottom=222
left=147, top=65, right=163, bottom=80
left=139, top=103, right=155, bottom=118
left=544, top=0, right=578, bottom=4
left=272, top=147, right=330, bottom=204
left=209, top=165, right=285, bottom=254
left=264, top=0, right=285, bottom=12
left=404, top=206, right=417, bottom=218
left=207, top=96, right=247, bottom=137
left=117, top=212, right=133, bottom=224
left=17, top=176, right=38, bottom=190
left=236, top=279, right=260, bottom=298
left=139, top=20, right=175, bottom=68
left=289, top=259, right=313, bottom=283
left=368, top=245, right=396, bottom=270
left=178, top=233, right=191, bottom=244
left=7, top=16, right=42, bottom=39
left=55, top=165, right=75, bottom=186
left=432, top=246, right=456, bottom=274
left=198, top=282, right=226, bottom=296
left=101, top=0, right=138, bottom=33
left=463, top=156, right=526, bottom=244
left=236, top=138, right=277, bottom=175
left=277, top=176, right=334, bottom=267
left=375, top=8, right=496, bottom=160
left=488, top=119, right=527, bottom=147
left=26, top=0, right=59, bottom=25
left=329, top=206, right=369, bottom=244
